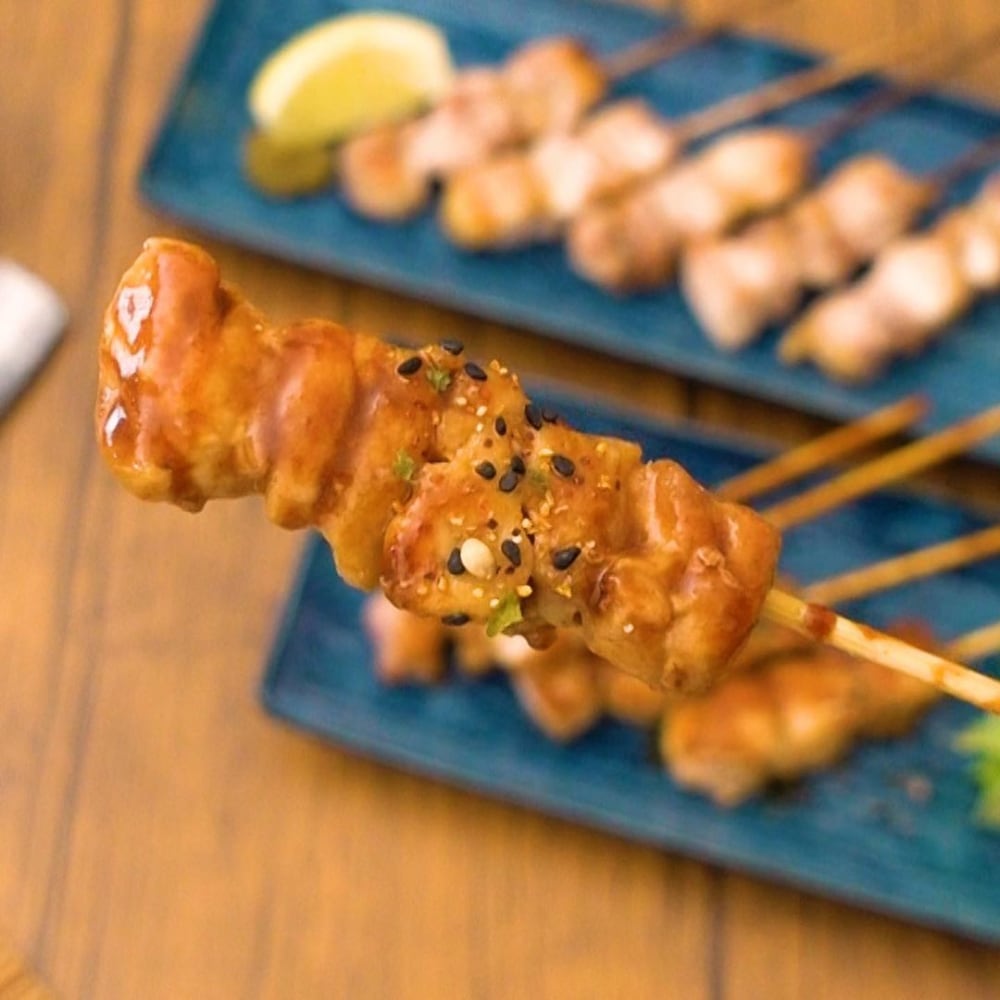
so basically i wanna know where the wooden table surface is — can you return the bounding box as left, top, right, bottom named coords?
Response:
left=3, top=0, right=999, bottom=996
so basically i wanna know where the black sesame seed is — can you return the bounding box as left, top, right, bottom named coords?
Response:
left=440, top=339, right=464, bottom=355
left=552, top=454, right=575, bottom=478
left=487, top=518, right=499, bottom=530
left=494, top=415, right=507, bottom=436
left=551, top=546, right=581, bottom=570
left=542, top=407, right=558, bottom=423
left=501, top=539, right=522, bottom=567
left=510, top=454, right=526, bottom=475
left=396, top=356, right=423, bottom=376
left=475, top=460, right=497, bottom=480
left=464, top=361, right=487, bottom=381
left=525, top=402, right=543, bottom=430
left=447, top=548, right=465, bottom=575
left=498, top=470, right=520, bottom=493
left=442, top=613, right=470, bottom=626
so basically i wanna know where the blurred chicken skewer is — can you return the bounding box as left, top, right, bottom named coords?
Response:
left=779, top=172, right=1000, bottom=381
left=338, top=15, right=731, bottom=220
left=439, top=29, right=933, bottom=250
left=682, top=133, right=1000, bottom=351
left=568, top=25, right=1000, bottom=293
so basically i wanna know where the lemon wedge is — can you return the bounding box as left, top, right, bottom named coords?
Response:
left=248, top=12, right=454, bottom=148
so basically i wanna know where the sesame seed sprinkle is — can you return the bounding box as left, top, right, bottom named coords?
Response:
left=475, top=461, right=497, bottom=480
left=551, top=546, right=581, bottom=570
left=440, top=339, right=464, bottom=355
left=464, top=361, right=487, bottom=381
left=552, top=454, right=575, bottom=478
left=498, top=470, right=520, bottom=493
left=494, top=416, right=507, bottom=436
left=525, top=403, right=543, bottom=430
left=396, top=356, right=422, bottom=376
left=475, top=404, right=488, bottom=417
left=501, top=539, right=522, bottom=567
left=447, top=548, right=465, bottom=575
left=510, top=455, right=525, bottom=475
left=442, top=613, right=470, bottom=626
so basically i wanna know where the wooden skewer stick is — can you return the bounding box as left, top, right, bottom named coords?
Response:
left=945, top=621, right=1000, bottom=664
left=762, top=404, right=1000, bottom=532
left=801, top=524, right=1000, bottom=606
left=601, top=27, right=714, bottom=83
left=805, top=19, right=1000, bottom=152
left=762, top=590, right=1000, bottom=713
left=677, top=25, right=935, bottom=142
left=602, top=0, right=794, bottom=82
left=716, top=395, right=928, bottom=504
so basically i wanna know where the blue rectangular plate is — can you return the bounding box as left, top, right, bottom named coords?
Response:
left=141, top=0, right=1000, bottom=461
left=262, top=386, right=1000, bottom=944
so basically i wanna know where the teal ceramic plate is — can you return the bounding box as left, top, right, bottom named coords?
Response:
left=262, top=386, right=1000, bottom=943
left=140, top=0, right=1000, bottom=462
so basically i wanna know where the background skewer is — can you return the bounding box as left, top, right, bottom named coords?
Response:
left=762, top=590, right=1000, bottom=713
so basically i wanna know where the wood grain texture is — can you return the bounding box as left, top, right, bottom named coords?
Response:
left=1, top=0, right=998, bottom=997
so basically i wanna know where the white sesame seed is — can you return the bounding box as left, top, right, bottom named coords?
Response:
left=449, top=515, right=465, bottom=527
left=623, top=623, right=635, bottom=634
left=516, top=584, right=533, bottom=598
left=489, top=597, right=500, bottom=609
left=460, top=538, right=496, bottom=579
left=472, top=587, right=485, bottom=599
left=455, top=396, right=467, bottom=406
left=475, top=404, right=487, bottom=417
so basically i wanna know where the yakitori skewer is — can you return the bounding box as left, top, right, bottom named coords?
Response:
left=569, top=26, right=1000, bottom=293
left=439, top=31, right=929, bottom=249
left=761, top=404, right=1000, bottom=530
left=662, top=614, right=1000, bottom=806
left=802, top=525, right=1000, bottom=605
left=98, top=238, right=1000, bottom=713
left=338, top=16, right=723, bottom=220
left=715, top=395, right=928, bottom=503
left=779, top=171, right=1000, bottom=382
left=682, top=133, right=1000, bottom=351
left=339, top=0, right=798, bottom=220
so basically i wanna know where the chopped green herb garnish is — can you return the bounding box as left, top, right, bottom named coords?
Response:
left=426, top=366, right=452, bottom=393
left=526, top=467, right=548, bottom=490
left=954, top=715, right=1000, bottom=829
left=486, top=591, right=523, bottom=637
left=393, top=450, right=417, bottom=483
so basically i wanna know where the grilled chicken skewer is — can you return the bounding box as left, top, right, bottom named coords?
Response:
left=682, top=136, right=1000, bottom=351
left=779, top=173, right=1000, bottom=382
left=98, top=239, right=1000, bottom=709
left=339, top=0, right=798, bottom=220
left=568, top=28, right=1000, bottom=293
left=366, top=519, right=1000, bottom=743
left=660, top=620, right=945, bottom=805
left=439, top=33, right=917, bottom=251
left=99, top=238, right=780, bottom=694
left=338, top=25, right=713, bottom=221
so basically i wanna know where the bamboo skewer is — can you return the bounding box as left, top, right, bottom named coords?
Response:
left=761, top=589, right=1000, bottom=713
left=802, top=525, right=1000, bottom=606
left=946, top=622, right=1000, bottom=664
left=716, top=395, right=928, bottom=503
left=676, top=26, right=935, bottom=142
left=762, top=404, right=1000, bottom=531
left=602, top=0, right=794, bottom=82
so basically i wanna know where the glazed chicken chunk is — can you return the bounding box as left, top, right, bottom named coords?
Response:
left=97, top=238, right=780, bottom=693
